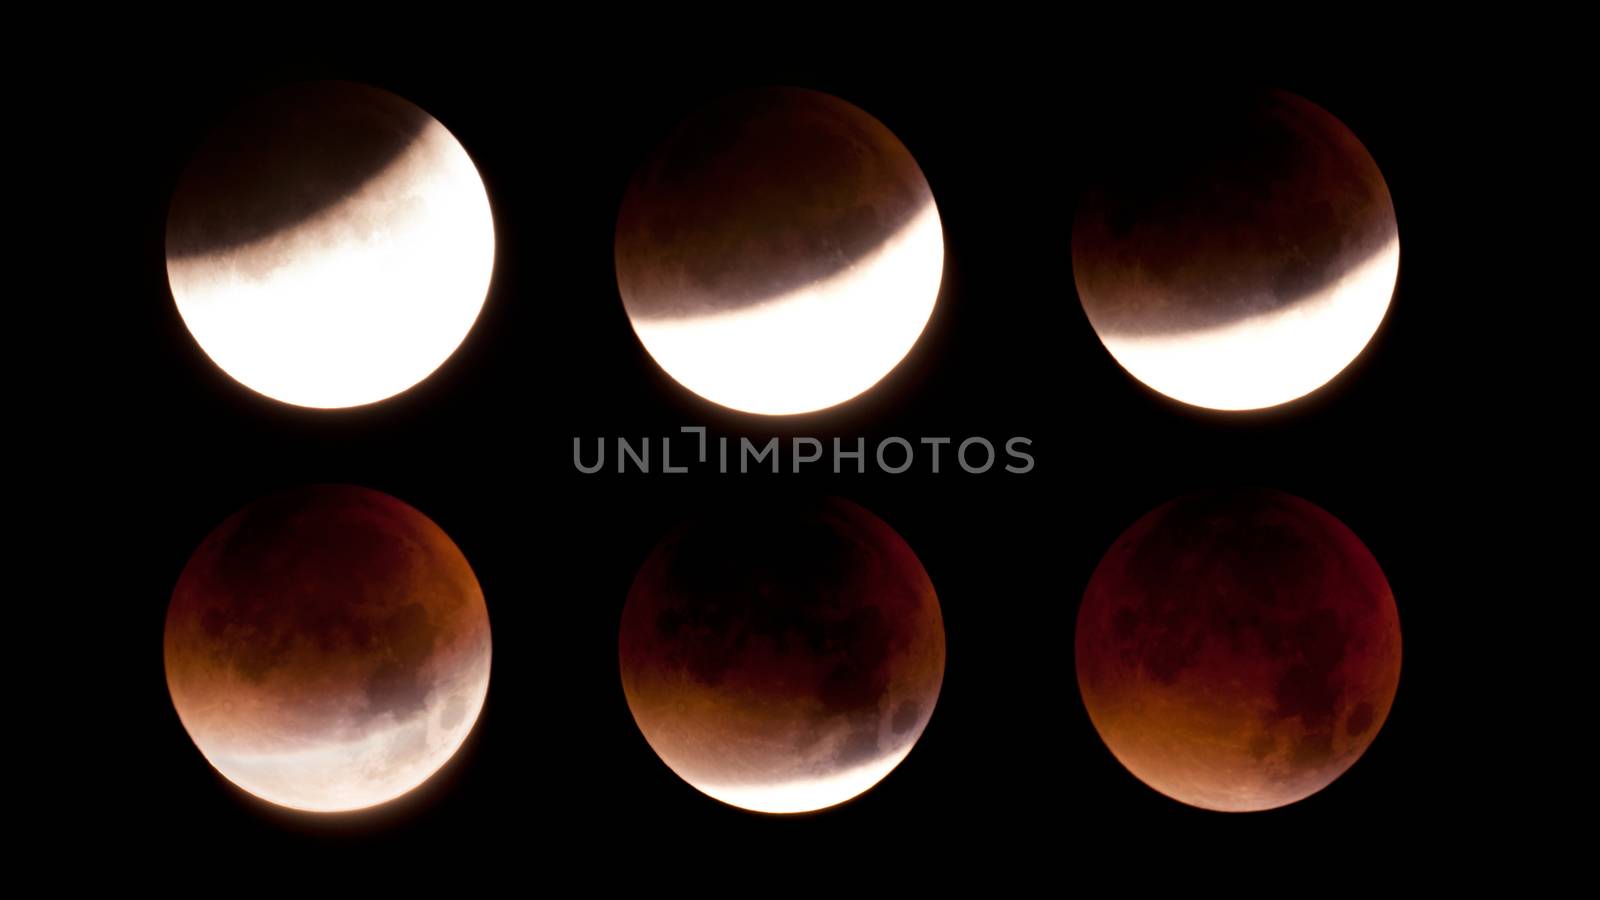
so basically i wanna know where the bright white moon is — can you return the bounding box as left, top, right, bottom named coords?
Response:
left=615, top=87, right=944, bottom=416
left=166, top=82, right=495, bottom=409
left=673, top=743, right=921, bottom=815
left=630, top=206, right=943, bottom=417
left=1072, top=89, right=1398, bottom=411
left=1098, top=238, right=1398, bottom=411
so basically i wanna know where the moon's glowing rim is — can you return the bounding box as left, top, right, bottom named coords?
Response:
left=627, top=202, right=944, bottom=416
left=166, top=103, right=497, bottom=410
left=669, top=743, right=920, bottom=815
left=177, top=667, right=491, bottom=814
left=627, top=674, right=941, bottom=815
left=1092, top=237, right=1399, bottom=411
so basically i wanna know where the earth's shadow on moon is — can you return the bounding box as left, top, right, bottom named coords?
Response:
left=167, top=81, right=431, bottom=259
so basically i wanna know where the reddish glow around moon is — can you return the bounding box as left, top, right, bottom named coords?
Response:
left=1076, top=489, right=1400, bottom=812
left=164, top=485, right=492, bottom=813
left=619, top=497, right=945, bottom=813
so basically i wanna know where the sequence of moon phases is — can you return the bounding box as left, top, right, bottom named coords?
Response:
left=164, top=485, right=492, bottom=813
left=166, top=80, right=496, bottom=409
left=1076, top=488, right=1401, bottom=812
left=615, top=86, right=945, bottom=416
left=1073, top=89, right=1399, bottom=411
left=619, top=496, right=946, bottom=813
left=154, top=81, right=1415, bottom=817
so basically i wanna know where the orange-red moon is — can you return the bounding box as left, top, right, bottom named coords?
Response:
left=1076, top=488, right=1400, bottom=812
left=164, top=485, right=491, bottom=812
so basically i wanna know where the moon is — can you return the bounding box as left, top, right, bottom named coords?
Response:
left=1072, top=89, right=1398, bottom=411
left=164, top=485, right=492, bottom=813
left=166, top=81, right=495, bottom=409
left=619, top=497, right=945, bottom=813
left=1075, top=488, right=1401, bottom=812
left=614, top=87, right=944, bottom=416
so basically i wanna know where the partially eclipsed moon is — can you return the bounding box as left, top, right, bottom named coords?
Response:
left=1072, top=89, right=1398, bottom=411
left=166, top=81, right=496, bottom=409
left=1075, top=488, right=1401, bottom=812
left=619, top=497, right=946, bottom=813
left=164, top=485, right=492, bottom=813
left=615, top=87, right=944, bottom=416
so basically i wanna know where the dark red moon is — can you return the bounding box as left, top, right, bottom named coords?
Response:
left=164, top=484, right=492, bottom=812
left=619, top=496, right=945, bottom=813
left=1076, top=488, right=1400, bottom=812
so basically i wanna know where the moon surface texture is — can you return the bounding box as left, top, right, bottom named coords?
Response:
left=619, top=497, right=945, bottom=813
left=164, top=485, right=492, bottom=812
left=1072, top=89, right=1398, bottom=411
left=166, top=81, right=495, bottom=409
left=615, top=87, right=944, bottom=416
left=1076, top=489, right=1400, bottom=812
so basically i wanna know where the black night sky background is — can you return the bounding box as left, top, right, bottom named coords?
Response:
left=43, top=22, right=1552, bottom=884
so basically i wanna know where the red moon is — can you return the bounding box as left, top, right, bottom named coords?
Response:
left=619, top=497, right=945, bottom=814
left=164, top=485, right=492, bottom=812
left=1076, top=488, right=1400, bottom=812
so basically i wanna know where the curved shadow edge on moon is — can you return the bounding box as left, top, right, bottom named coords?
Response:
left=165, top=81, right=496, bottom=410
left=1094, top=238, right=1397, bottom=411
left=615, top=87, right=936, bottom=318
left=628, top=204, right=943, bottom=416
left=166, top=81, right=431, bottom=258
left=1075, top=488, right=1401, bottom=812
left=1071, top=89, right=1398, bottom=411
left=619, top=497, right=945, bottom=813
left=614, top=87, right=944, bottom=416
left=164, top=485, right=492, bottom=813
